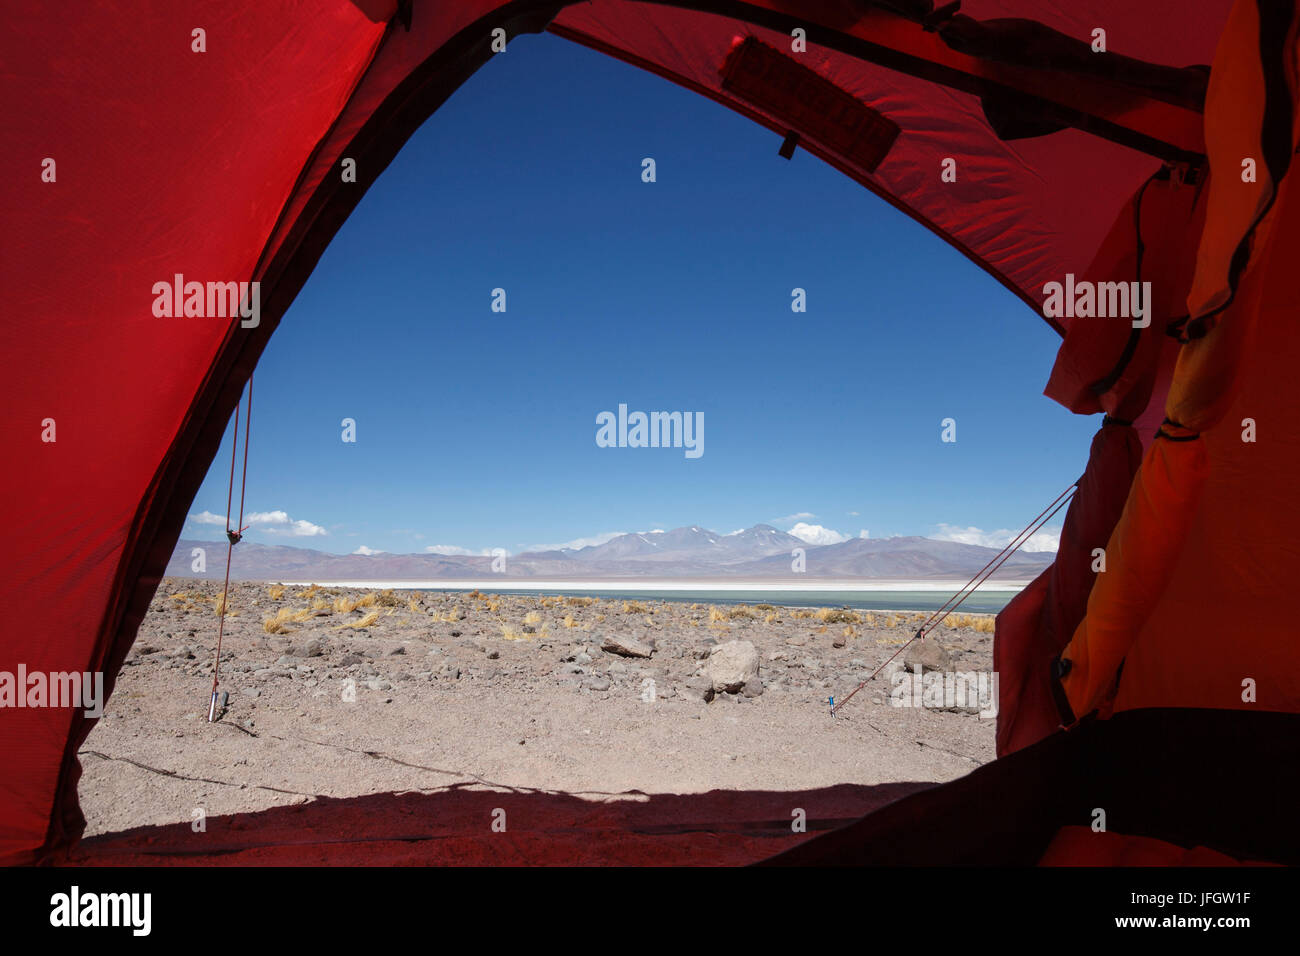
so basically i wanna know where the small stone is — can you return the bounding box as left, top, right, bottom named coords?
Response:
left=293, top=638, right=323, bottom=658
left=339, top=653, right=364, bottom=667
left=600, top=633, right=654, bottom=658
left=241, top=687, right=260, bottom=699
left=486, top=649, right=500, bottom=659
left=680, top=676, right=715, bottom=703
left=583, top=676, right=611, bottom=692
left=387, top=646, right=406, bottom=656
left=904, top=640, right=953, bottom=673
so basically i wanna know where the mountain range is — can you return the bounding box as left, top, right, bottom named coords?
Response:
left=167, top=524, right=1053, bottom=582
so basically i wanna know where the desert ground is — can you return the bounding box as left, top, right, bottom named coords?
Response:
left=74, top=579, right=1000, bottom=864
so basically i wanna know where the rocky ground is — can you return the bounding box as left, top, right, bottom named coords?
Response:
left=76, top=579, right=1000, bottom=864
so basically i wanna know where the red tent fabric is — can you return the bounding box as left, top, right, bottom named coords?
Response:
left=5, top=0, right=1289, bottom=866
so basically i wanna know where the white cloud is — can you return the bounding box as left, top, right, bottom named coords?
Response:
left=425, top=544, right=474, bottom=556
left=526, top=531, right=627, bottom=552
left=190, top=508, right=326, bottom=537
left=352, top=545, right=385, bottom=556
left=934, top=523, right=1061, bottom=553
left=787, top=522, right=851, bottom=546
left=859, top=529, right=869, bottom=539
left=848, top=511, right=860, bottom=517
left=772, top=512, right=815, bottom=525
left=246, top=510, right=328, bottom=537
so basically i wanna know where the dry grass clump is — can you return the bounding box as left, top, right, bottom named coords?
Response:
left=764, top=612, right=779, bottom=624
left=501, top=623, right=533, bottom=641
left=267, top=584, right=286, bottom=600
left=352, top=610, right=380, bottom=629
left=708, top=606, right=727, bottom=622
left=565, top=596, right=597, bottom=608
left=816, top=608, right=860, bottom=624
left=523, top=611, right=541, bottom=626
left=263, top=607, right=296, bottom=633
left=356, top=593, right=377, bottom=609
left=622, top=600, right=648, bottom=614
left=755, top=603, right=775, bottom=611
left=841, top=625, right=856, bottom=639
left=296, top=584, right=321, bottom=600
left=334, top=596, right=359, bottom=614
left=485, top=599, right=501, bottom=614
left=946, top=613, right=996, bottom=633
left=562, top=614, right=579, bottom=629
left=728, top=605, right=756, bottom=620
left=376, top=588, right=403, bottom=607
left=468, top=589, right=483, bottom=600
left=440, top=606, right=463, bottom=622
left=407, top=595, right=422, bottom=614
left=311, top=596, right=329, bottom=611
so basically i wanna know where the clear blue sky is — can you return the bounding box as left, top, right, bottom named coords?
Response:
left=184, top=34, right=1096, bottom=557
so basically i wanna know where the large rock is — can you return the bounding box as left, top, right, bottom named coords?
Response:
left=708, top=640, right=759, bottom=694
left=904, top=639, right=953, bottom=673
left=600, top=632, right=654, bottom=658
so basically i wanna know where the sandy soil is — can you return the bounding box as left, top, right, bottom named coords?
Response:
left=74, top=579, right=998, bottom=864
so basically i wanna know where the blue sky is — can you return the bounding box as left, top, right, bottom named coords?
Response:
left=184, top=34, right=1096, bottom=557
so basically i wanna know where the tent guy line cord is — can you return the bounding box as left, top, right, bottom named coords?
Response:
left=208, top=373, right=253, bottom=722
left=830, top=482, right=1077, bottom=717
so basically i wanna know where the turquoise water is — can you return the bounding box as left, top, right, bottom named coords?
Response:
left=425, top=587, right=1019, bottom=614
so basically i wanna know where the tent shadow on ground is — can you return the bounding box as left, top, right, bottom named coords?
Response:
left=65, top=785, right=935, bottom=868
left=67, top=780, right=935, bottom=866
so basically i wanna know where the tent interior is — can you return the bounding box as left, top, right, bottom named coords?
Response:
left=3, top=0, right=1298, bottom=865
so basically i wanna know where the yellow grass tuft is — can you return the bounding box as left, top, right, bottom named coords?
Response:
left=523, top=611, right=541, bottom=626
left=946, top=613, right=996, bottom=633
left=296, top=584, right=320, bottom=599
left=263, top=607, right=295, bottom=633
left=764, top=612, right=778, bottom=624
left=622, top=600, right=648, bottom=614
left=501, top=623, right=532, bottom=641
left=376, top=588, right=402, bottom=607
left=407, top=595, right=422, bottom=614
left=708, top=606, right=726, bottom=622
left=728, top=605, right=756, bottom=620
left=562, top=614, right=578, bottom=629
left=486, top=600, right=501, bottom=614
left=565, top=596, right=597, bottom=608
left=352, top=610, right=380, bottom=629
left=816, top=608, right=860, bottom=624
left=312, top=596, right=329, bottom=611
left=841, top=625, right=856, bottom=639
left=267, top=584, right=286, bottom=600
left=755, top=603, right=775, bottom=611
left=334, top=596, right=359, bottom=614
left=468, top=590, right=483, bottom=600
left=356, top=593, right=377, bottom=608
left=291, top=607, right=313, bottom=623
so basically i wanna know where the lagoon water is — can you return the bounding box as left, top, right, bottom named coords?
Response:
left=423, top=586, right=1021, bottom=615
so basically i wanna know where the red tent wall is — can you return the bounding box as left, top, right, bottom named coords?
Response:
left=0, top=0, right=1235, bottom=864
